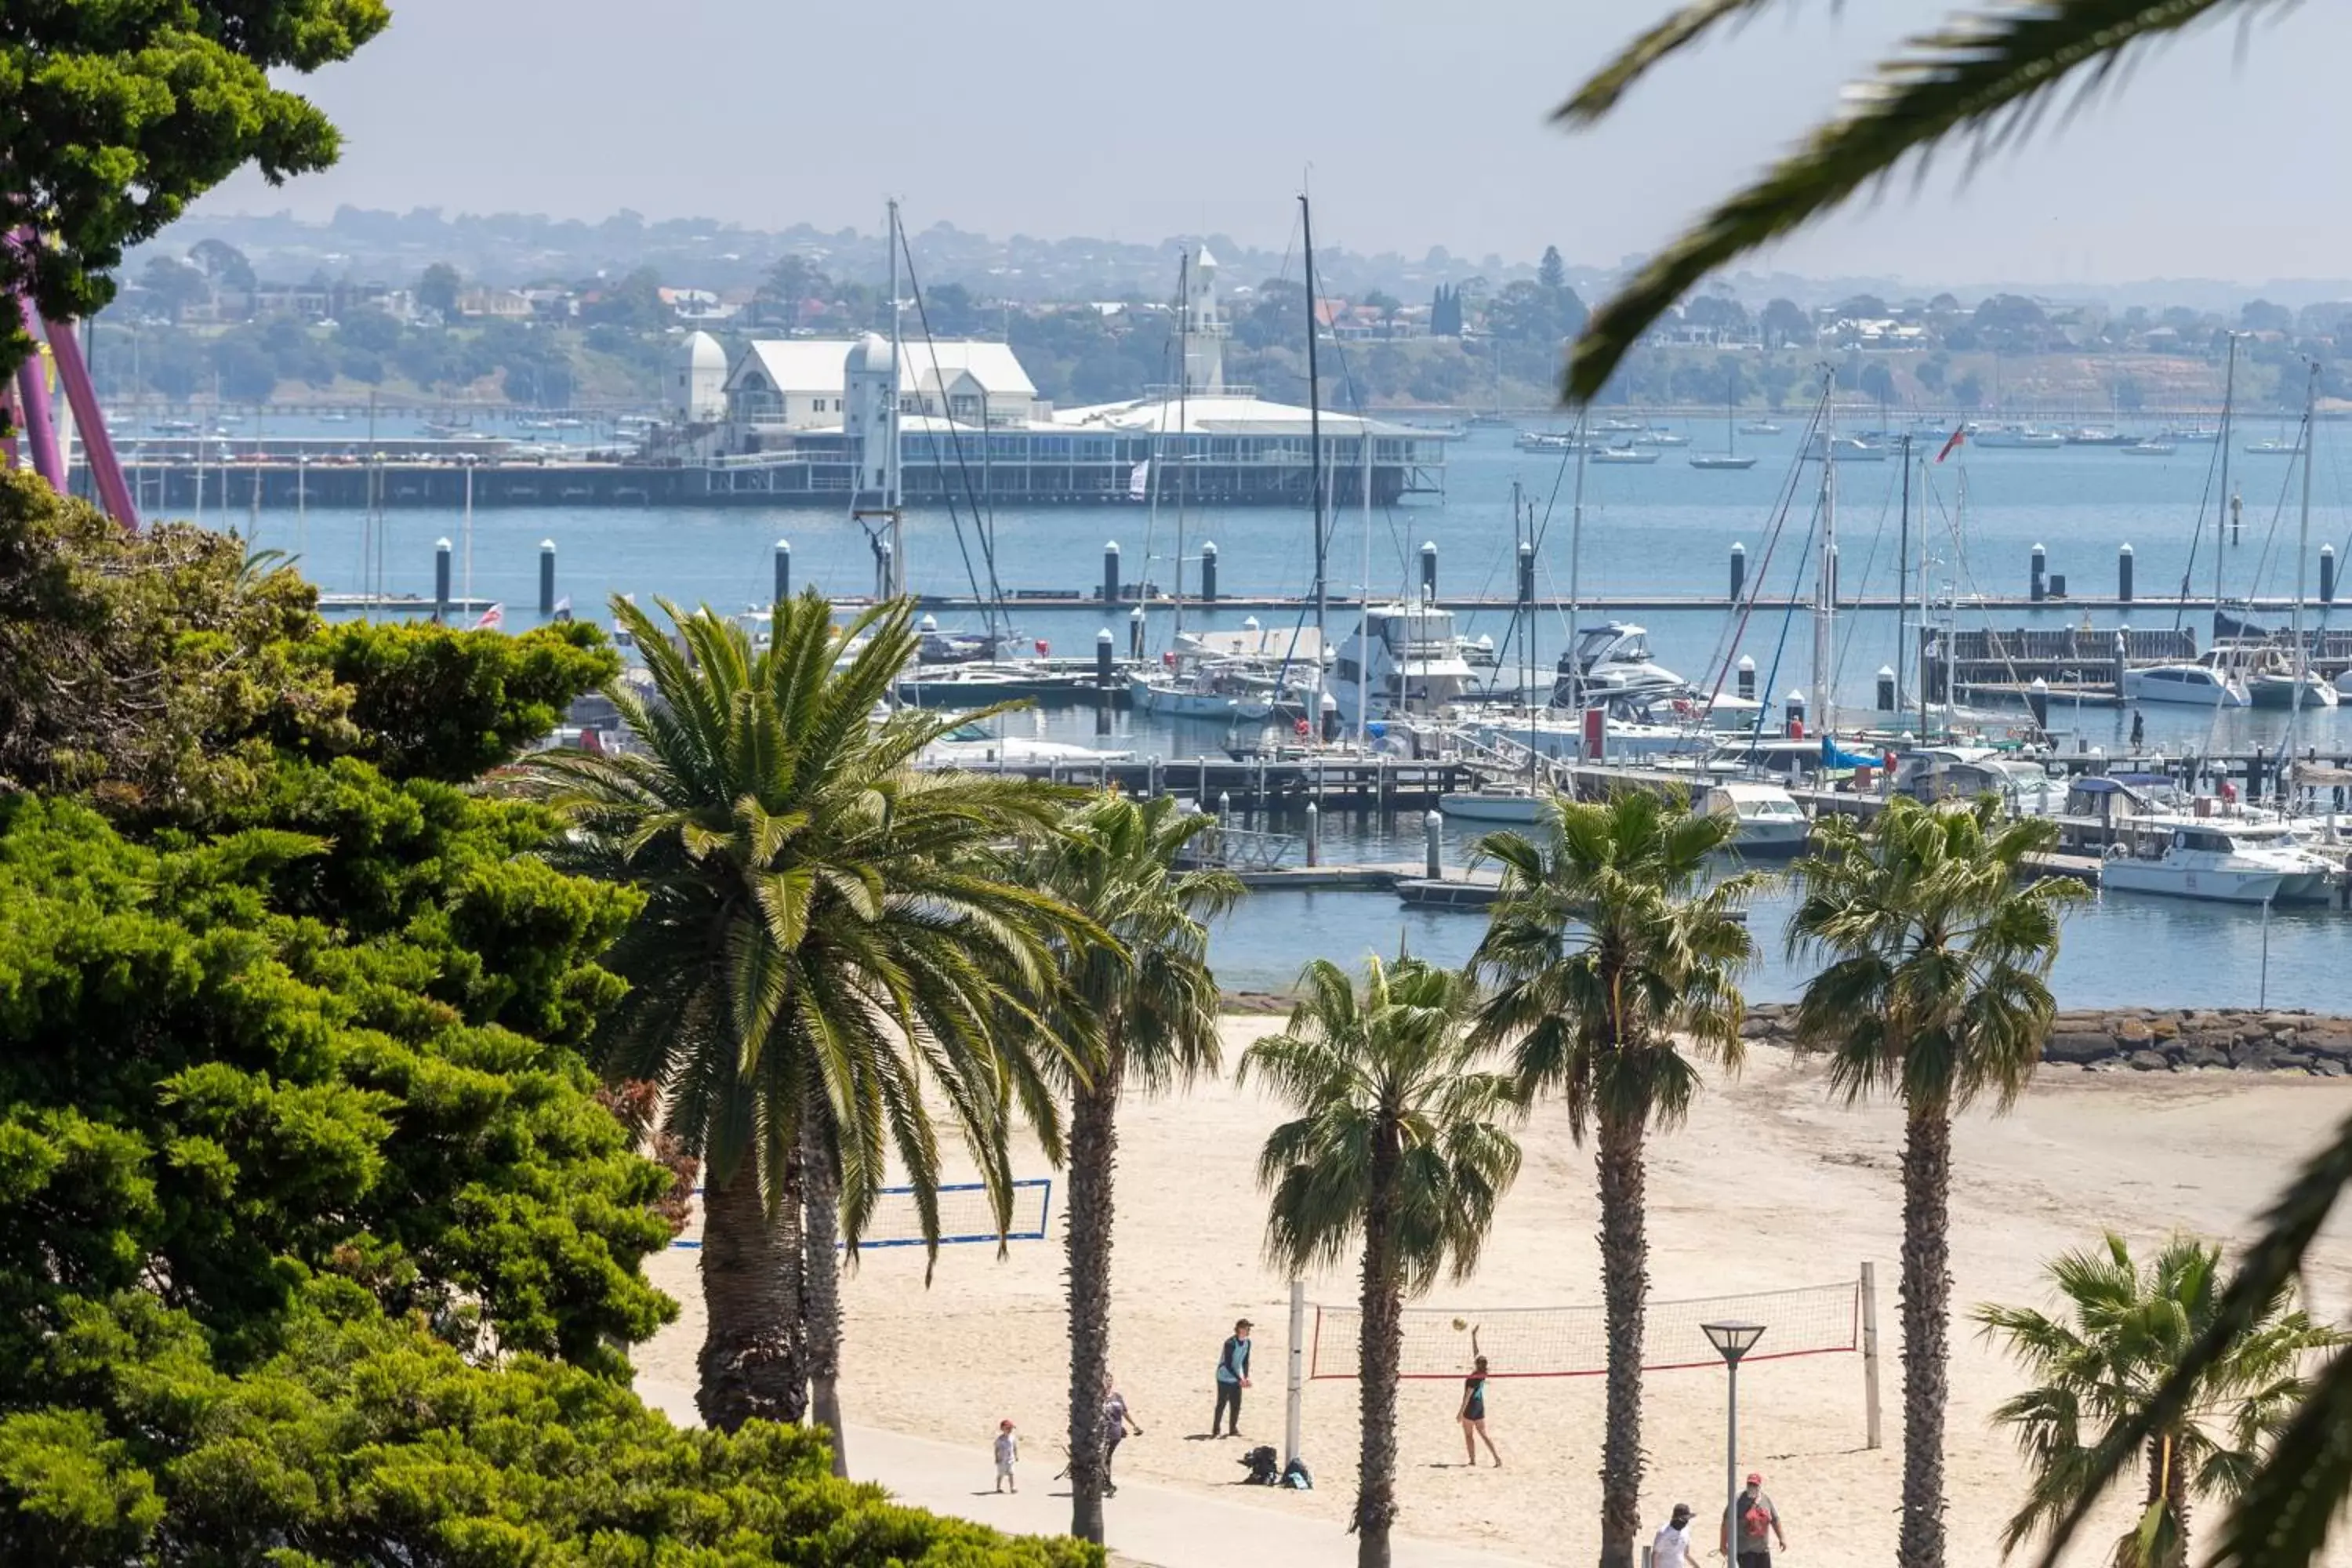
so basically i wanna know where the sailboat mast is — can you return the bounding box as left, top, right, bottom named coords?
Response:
left=1357, top=400, right=1372, bottom=751
left=2216, top=333, right=2237, bottom=615
left=1172, top=249, right=1191, bottom=646
left=1896, top=434, right=1911, bottom=718
left=1815, top=374, right=1838, bottom=735
left=1566, top=411, right=1589, bottom=720
left=2289, top=358, right=2318, bottom=780
left=885, top=198, right=905, bottom=600
left=1301, top=194, right=1326, bottom=640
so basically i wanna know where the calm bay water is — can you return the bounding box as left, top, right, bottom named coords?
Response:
left=201, top=418, right=2352, bottom=1012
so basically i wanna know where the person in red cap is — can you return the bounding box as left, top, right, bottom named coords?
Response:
left=1722, top=1472, right=1788, bottom=1567
left=993, top=1418, right=1019, bottom=1494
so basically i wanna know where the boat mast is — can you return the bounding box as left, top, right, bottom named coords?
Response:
left=1301, top=194, right=1326, bottom=641
left=1171, top=249, right=1191, bottom=646
left=1896, top=432, right=1911, bottom=720
left=1566, top=410, right=1589, bottom=724
left=2215, top=332, right=2237, bottom=622
left=1917, top=444, right=1932, bottom=739
left=1356, top=397, right=1372, bottom=751
left=1815, top=371, right=1838, bottom=736
left=2288, top=358, right=2318, bottom=790
left=884, top=199, right=906, bottom=599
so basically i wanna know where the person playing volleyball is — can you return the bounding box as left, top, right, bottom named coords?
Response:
left=1457, top=1324, right=1501, bottom=1466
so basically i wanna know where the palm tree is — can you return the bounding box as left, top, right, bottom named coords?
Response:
left=1240, top=956, right=1523, bottom=1568
left=1552, top=3, right=2269, bottom=399
left=1788, top=797, right=2084, bottom=1568
left=1975, top=1232, right=2345, bottom=1568
left=1017, top=794, right=1240, bottom=1544
left=1467, top=789, right=1760, bottom=1568
left=518, top=591, right=1083, bottom=1454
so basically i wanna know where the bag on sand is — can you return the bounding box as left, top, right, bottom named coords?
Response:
left=1241, top=1444, right=1281, bottom=1485
left=1282, top=1457, right=1314, bottom=1491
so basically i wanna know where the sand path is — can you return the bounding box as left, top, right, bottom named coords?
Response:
left=636, top=1027, right=2352, bottom=1566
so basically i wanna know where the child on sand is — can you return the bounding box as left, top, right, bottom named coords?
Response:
left=993, top=1419, right=1019, bottom=1494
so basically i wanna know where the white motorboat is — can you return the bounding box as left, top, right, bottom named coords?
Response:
left=1334, top=597, right=1481, bottom=718
left=2243, top=439, right=2301, bottom=457
left=1690, top=452, right=1759, bottom=470
left=1555, top=622, right=1687, bottom=705
left=1436, top=786, right=1552, bottom=825
left=1701, top=782, right=1811, bottom=858
left=1467, top=710, right=1698, bottom=764
left=1969, top=423, right=2066, bottom=449
left=2123, top=441, right=2176, bottom=456
left=2123, top=662, right=2250, bottom=707
left=1591, top=445, right=1660, bottom=465
left=920, top=720, right=1131, bottom=769
left=1739, top=420, right=1783, bottom=436
left=2101, top=816, right=2338, bottom=905
left=1632, top=428, right=1690, bottom=448
left=1806, top=433, right=1887, bottom=462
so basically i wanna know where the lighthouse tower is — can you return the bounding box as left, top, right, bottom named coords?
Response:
left=1182, top=246, right=1227, bottom=395
left=844, top=331, right=899, bottom=509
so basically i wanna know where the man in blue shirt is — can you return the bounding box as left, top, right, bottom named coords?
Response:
left=1212, top=1317, right=1253, bottom=1437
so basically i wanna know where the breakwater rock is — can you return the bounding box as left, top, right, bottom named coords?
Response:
left=1739, top=1004, right=2352, bottom=1076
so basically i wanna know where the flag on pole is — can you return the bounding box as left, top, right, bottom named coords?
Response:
left=1935, top=426, right=1967, bottom=464
left=550, top=596, right=573, bottom=622
left=1129, top=459, right=1150, bottom=500
left=471, top=603, right=505, bottom=630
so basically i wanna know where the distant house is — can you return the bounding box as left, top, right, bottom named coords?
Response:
left=659, top=286, right=735, bottom=322
left=722, top=337, right=1046, bottom=438
left=457, top=289, right=534, bottom=320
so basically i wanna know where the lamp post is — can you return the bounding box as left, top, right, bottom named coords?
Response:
left=1703, top=1320, right=1767, bottom=1563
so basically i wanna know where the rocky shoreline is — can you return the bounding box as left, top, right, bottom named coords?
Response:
left=1740, top=1003, right=2352, bottom=1076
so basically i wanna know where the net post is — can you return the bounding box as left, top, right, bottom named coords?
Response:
left=1860, top=1261, right=1883, bottom=1450
left=1285, top=1279, right=1306, bottom=1465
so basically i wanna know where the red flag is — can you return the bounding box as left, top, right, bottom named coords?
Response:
left=470, top=602, right=505, bottom=630
left=1934, top=426, right=1966, bottom=464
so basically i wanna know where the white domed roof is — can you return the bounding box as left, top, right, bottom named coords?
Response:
left=845, top=332, right=891, bottom=374
left=679, top=329, right=726, bottom=373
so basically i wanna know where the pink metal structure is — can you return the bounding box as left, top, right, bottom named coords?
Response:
left=5, top=230, right=139, bottom=528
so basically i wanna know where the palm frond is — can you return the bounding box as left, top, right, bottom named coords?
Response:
left=1563, top=0, right=2255, bottom=401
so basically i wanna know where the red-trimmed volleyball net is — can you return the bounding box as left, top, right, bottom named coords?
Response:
left=1281, top=1268, right=1886, bottom=1457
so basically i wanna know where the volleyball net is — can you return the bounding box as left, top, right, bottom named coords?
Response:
left=1306, top=1276, right=1864, bottom=1381
left=672, top=1178, right=1052, bottom=1250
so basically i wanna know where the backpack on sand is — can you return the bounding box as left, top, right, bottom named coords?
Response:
left=1282, top=1457, right=1314, bottom=1491
left=1240, top=1444, right=1281, bottom=1485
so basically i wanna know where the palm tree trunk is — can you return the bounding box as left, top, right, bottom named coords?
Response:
left=1897, top=1104, right=1953, bottom=1568
left=1065, top=1068, right=1120, bottom=1544
left=803, top=1098, right=848, bottom=1477
left=696, top=1152, right=809, bottom=1432
left=1357, top=1142, right=1403, bottom=1568
left=1595, top=1105, right=1649, bottom=1568
left=2140, top=1432, right=2191, bottom=1568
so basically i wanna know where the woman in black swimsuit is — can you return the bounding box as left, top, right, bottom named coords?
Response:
left=1457, top=1326, right=1501, bottom=1466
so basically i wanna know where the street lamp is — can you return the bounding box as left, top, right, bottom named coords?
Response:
left=1703, top=1320, right=1767, bottom=1563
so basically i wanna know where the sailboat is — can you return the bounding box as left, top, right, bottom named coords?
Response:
left=1691, top=372, right=1758, bottom=470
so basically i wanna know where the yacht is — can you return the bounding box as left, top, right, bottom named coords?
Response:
left=1806, top=434, right=1887, bottom=462
left=1632, top=428, right=1690, bottom=448
left=1690, top=452, right=1759, bottom=470
left=2244, top=438, right=2301, bottom=456
left=2101, top=816, right=2338, bottom=905
left=1333, top=598, right=1481, bottom=718
left=2063, top=427, right=2136, bottom=446
left=1515, top=430, right=1582, bottom=452
left=1436, top=784, right=1552, bottom=825
left=1591, top=445, right=1661, bottom=465
left=1969, top=423, right=2066, bottom=449
left=2123, top=441, right=2176, bottom=456
left=2123, top=662, right=2250, bottom=708
left=1467, top=709, right=1699, bottom=764
left=1739, top=419, right=1784, bottom=436
left=1127, top=657, right=1314, bottom=723
left=1700, top=782, right=1811, bottom=858
left=920, top=720, right=1131, bottom=770
left=1554, top=622, right=1687, bottom=705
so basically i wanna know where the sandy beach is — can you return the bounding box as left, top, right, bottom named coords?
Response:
left=637, top=1025, right=2352, bottom=1566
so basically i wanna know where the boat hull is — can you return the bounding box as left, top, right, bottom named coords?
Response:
left=1436, top=792, right=1549, bottom=824
left=2101, top=863, right=2288, bottom=904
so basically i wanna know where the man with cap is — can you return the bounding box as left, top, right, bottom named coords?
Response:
left=1722, top=1472, right=1788, bottom=1567
left=1211, top=1317, right=1254, bottom=1436
left=1651, top=1503, right=1697, bottom=1568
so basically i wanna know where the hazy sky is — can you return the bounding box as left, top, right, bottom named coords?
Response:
left=198, top=1, right=2339, bottom=286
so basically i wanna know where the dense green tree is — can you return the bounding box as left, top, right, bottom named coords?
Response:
left=1469, top=791, right=1759, bottom=1568
left=136, top=256, right=210, bottom=320
left=321, top=617, right=616, bottom=783
left=186, top=238, right=256, bottom=292
left=1976, top=1234, right=2343, bottom=1568
left=0, top=0, right=390, bottom=382
left=1760, top=298, right=1814, bottom=350
left=417, top=260, right=463, bottom=318
left=1539, top=245, right=1567, bottom=291
left=1789, top=799, right=2082, bottom=1568
left=1018, top=796, right=1238, bottom=1544
left=0, top=1281, right=1098, bottom=1566
left=1243, top=957, right=1523, bottom=1568
left=519, top=593, right=1087, bottom=1450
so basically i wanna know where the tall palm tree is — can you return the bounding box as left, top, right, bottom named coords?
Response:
left=1975, top=1232, right=2345, bottom=1568
left=1240, top=956, right=1523, bottom=1568
left=518, top=591, right=1084, bottom=1454
left=1552, top=2, right=2274, bottom=399
left=1467, top=789, right=1760, bottom=1568
left=1789, top=797, right=2084, bottom=1568
left=1017, top=794, right=1241, bottom=1545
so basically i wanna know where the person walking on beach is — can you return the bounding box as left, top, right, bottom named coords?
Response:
left=1211, top=1317, right=1252, bottom=1436
left=992, top=1420, right=1019, bottom=1494
left=1722, top=1472, right=1788, bottom=1568
left=1651, top=1503, right=1696, bottom=1568
left=1102, top=1380, right=1142, bottom=1497
left=1457, top=1325, right=1501, bottom=1466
